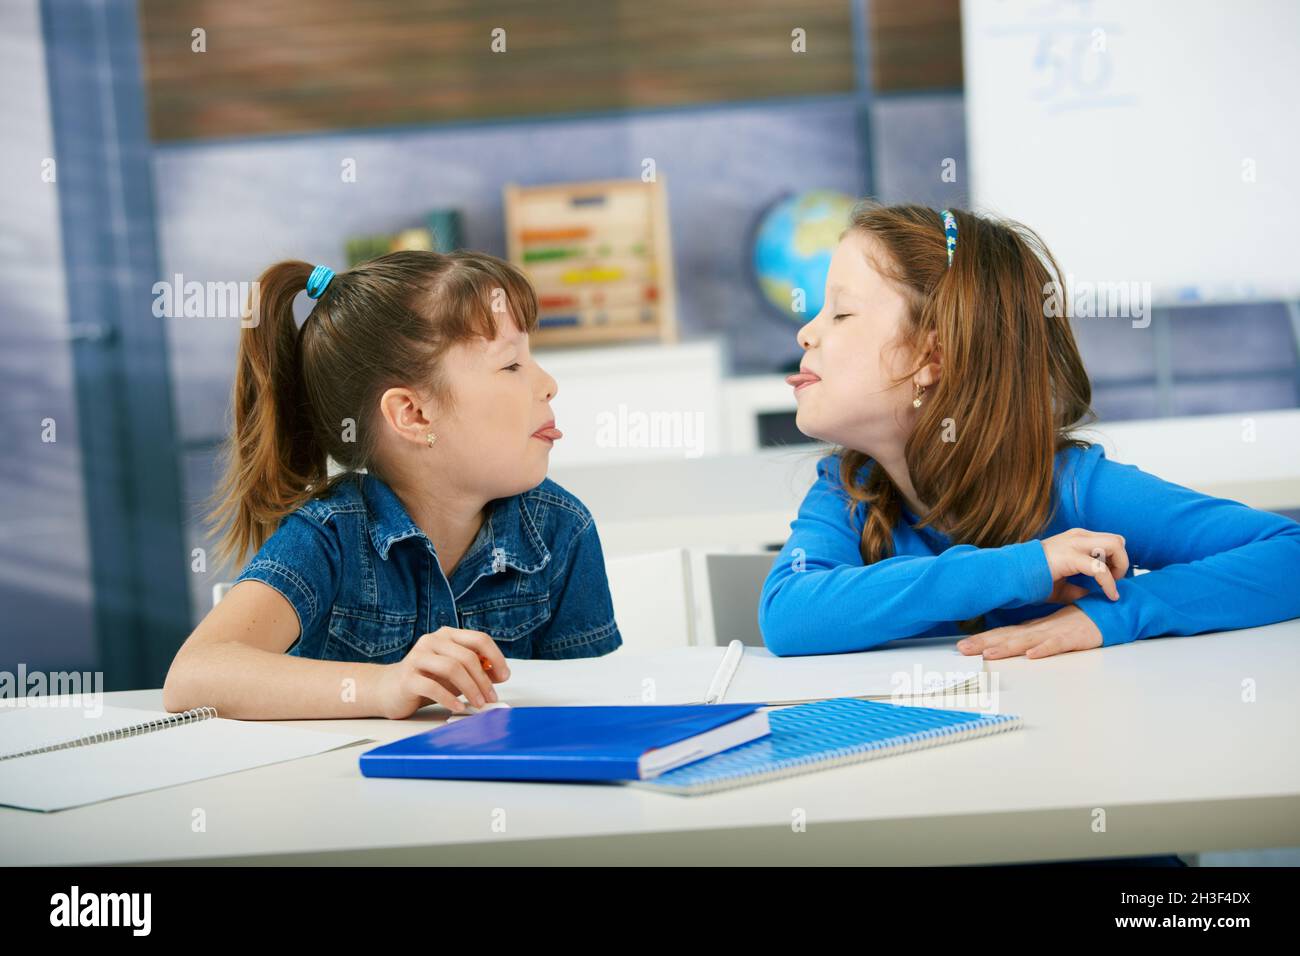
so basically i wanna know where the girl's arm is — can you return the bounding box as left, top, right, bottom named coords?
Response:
left=1067, top=448, right=1300, bottom=645
left=166, top=510, right=511, bottom=720
left=759, top=457, right=1054, bottom=656
left=163, top=511, right=384, bottom=719
left=162, top=579, right=390, bottom=719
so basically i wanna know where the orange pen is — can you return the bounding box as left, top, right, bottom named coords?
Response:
left=478, top=654, right=502, bottom=704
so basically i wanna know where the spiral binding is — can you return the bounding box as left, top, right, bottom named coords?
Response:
left=631, top=698, right=1020, bottom=796
left=0, top=705, right=218, bottom=763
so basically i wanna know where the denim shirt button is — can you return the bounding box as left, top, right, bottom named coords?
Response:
left=491, top=547, right=507, bottom=574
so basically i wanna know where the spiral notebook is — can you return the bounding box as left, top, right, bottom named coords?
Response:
left=0, top=703, right=368, bottom=812
left=627, top=697, right=1022, bottom=796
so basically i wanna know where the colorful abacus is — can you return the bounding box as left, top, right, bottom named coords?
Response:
left=504, top=179, right=678, bottom=347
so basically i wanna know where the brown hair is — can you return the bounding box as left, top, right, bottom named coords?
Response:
left=205, top=249, right=539, bottom=572
left=833, top=203, right=1097, bottom=630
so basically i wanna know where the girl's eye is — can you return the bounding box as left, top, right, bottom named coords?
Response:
left=504, top=363, right=522, bottom=372
left=833, top=313, right=850, bottom=322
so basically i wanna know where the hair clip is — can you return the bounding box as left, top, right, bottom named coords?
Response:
left=941, top=209, right=958, bottom=268
left=306, top=264, right=335, bottom=299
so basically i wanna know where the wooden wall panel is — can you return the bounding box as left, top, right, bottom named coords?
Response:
left=139, top=0, right=857, bottom=141
left=870, top=0, right=963, bottom=93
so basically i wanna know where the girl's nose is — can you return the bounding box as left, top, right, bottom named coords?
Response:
left=797, top=319, right=817, bottom=350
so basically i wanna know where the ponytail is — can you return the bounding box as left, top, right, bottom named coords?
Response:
left=206, top=260, right=328, bottom=571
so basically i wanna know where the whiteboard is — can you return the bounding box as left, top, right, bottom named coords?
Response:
left=962, top=0, right=1300, bottom=305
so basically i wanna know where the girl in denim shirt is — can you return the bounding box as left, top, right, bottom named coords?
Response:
left=164, top=251, right=622, bottom=720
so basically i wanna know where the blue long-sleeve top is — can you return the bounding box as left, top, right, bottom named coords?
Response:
left=758, top=443, right=1300, bottom=655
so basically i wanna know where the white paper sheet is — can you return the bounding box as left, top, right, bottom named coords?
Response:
left=0, top=705, right=368, bottom=812
left=494, top=643, right=983, bottom=708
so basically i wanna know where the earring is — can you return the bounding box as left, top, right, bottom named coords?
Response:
left=912, top=383, right=926, bottom=408
left=426, top=431, right=438, bottom=447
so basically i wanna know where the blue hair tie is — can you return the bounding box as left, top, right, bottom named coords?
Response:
left=305, top=264, right=335, bottom=299
left=941, top=209, right=958, bottom=268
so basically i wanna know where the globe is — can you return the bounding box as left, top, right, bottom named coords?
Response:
left=753, top=190, right=858, bottom=324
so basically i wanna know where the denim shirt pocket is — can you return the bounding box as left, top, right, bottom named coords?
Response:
left=324, top=605, right=418, bottom=664
left=457, top=591, right=551, bottom=647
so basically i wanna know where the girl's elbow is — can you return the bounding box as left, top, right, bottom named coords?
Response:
left=758, top=620, right=787, bottom=655
left=758, top=581, right=803, bottom=657
left=161, top=647, right=202, bottom=712
left=759, top=618, right=798, bottom=657
left=161, top=672, right=192, bottom=713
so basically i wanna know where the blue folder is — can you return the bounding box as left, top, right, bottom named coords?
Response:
left=358, top=704, right=766, bottom=782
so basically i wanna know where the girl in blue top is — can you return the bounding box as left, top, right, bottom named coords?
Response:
left=165, top=251, right=621, bottom=720
left=760, top=203, right=1300, bottom=659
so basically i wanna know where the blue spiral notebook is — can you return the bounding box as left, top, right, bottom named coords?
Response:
left=628, top=698, right=1022, bottom=796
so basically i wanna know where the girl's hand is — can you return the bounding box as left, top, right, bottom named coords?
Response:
left=956, top=605, right=1103, bottom=659
left=375, top=627, right=511, bottom=720
left=1040, top=528, right=1130, bottom=602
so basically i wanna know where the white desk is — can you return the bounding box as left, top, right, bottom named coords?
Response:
left=4, top=620, right=1299, bottom=865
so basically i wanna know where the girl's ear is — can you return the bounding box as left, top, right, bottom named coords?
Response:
left=379, top=385, right=438, bottom=447
left=917, top=330, right=943, bottom=387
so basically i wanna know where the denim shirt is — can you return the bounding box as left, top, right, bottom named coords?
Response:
left=233, top=472, right=623, bottom=661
